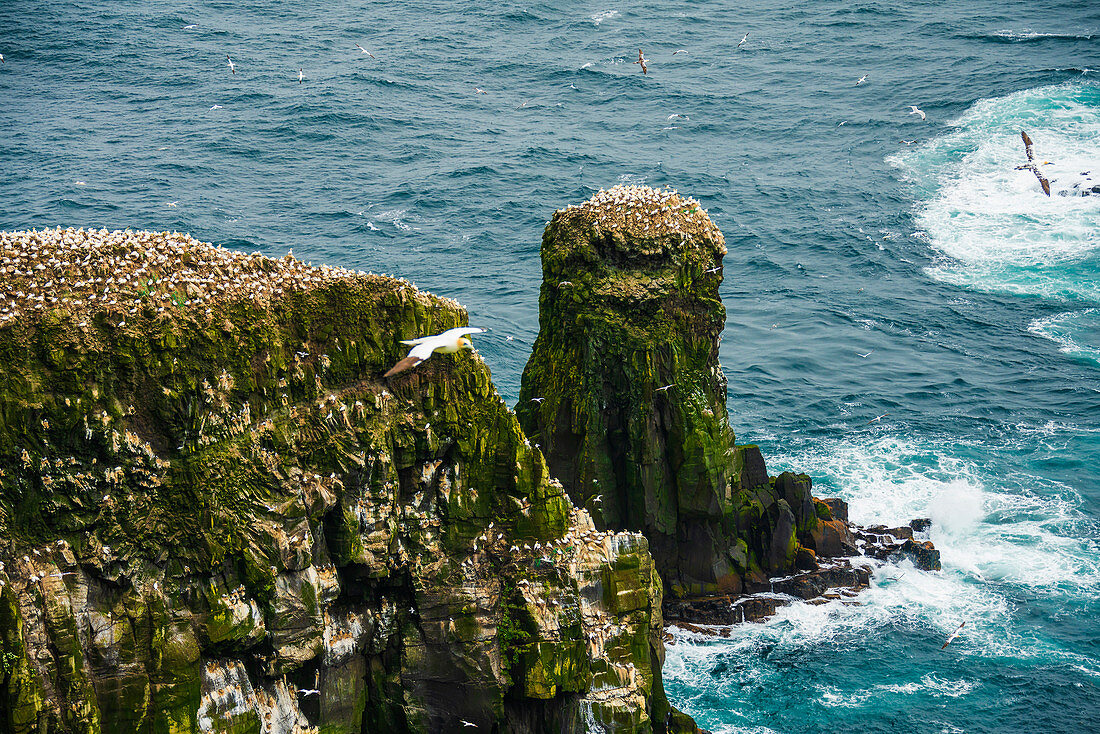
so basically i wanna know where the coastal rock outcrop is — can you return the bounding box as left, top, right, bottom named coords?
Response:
left=517, top=187, right=819, bottom=598
left=0, top=228, right=698, bottom=734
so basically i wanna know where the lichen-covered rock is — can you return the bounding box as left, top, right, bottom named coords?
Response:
left=0, top=228, right=694, bottom=734
left=517, top=188, right=817, bottom=598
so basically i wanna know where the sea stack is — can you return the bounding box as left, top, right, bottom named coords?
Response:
left=518, top=186, right=817, bottom=597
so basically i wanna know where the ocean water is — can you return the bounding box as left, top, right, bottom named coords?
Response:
left=2, top=1, right=1099, bottom=731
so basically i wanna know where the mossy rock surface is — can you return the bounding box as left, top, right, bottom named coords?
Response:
left=0, top=228, right=689, bottom=734
left=518, top=188, right=817, bottom=598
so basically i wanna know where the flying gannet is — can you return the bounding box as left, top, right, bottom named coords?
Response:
left=226, top=55, right=236, bottom=74
left=385, top=327, right=484, bottom=377
left=737, top=32, right=749, bottom=48
left=634, top=49, right=648, bottom=75
left=1015, top=130, right=1052, bottom=196
left=941, top=621, right=965, bottom=649
left=298, top=68, right=304, bottom=83
left=907, top=105, right=926, bottom=120
left=355, top=44, right=376, bottom=58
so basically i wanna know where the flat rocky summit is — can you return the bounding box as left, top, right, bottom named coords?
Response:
left=0, top=227, right=447, bottom=328
left=554, top=185, right=725, bottom=246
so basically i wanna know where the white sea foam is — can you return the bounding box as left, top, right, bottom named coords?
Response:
left=772, top=434, right=1099, bottom=593
left=816, top=673, right=977, bottom=709
left=666, top=426, right=1099, bottom=723
left=373, top=208, right=411, bottom=231
left=990, top=30, right=1096, bottom=42
left=590, top=9, right=620, bottom=26
left=1028, top=308, right=1100, bottom=364
left=666, top=427, right=1099, bottom=731
left=890, top=82, right=1100, bottom=304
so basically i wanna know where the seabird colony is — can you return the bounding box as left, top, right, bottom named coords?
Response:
left=557, top=184, right=725, bottom=246
left=0, top=227, right=438, bottom=328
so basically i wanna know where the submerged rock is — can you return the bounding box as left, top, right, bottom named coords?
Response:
left=0, top=228, right=699, bottom=734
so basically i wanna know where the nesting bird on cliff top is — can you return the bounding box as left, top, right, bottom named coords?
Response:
left=384, top=327, right=485, bottom=377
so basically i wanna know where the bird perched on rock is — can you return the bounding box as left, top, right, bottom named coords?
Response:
left=385, top=327, right=485, bottom=377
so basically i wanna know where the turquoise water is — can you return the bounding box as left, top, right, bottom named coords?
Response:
left=2, top=1, right=1099, bottom=731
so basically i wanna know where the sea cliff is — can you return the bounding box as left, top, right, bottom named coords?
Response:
left=0, top=192, right=937, bottom=733
left=0, top=227, right=696, bottom=733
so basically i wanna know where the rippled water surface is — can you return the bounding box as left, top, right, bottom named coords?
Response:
left=2, top=1, right=1099, bottom=731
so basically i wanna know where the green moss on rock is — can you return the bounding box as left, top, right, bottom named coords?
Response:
left=518, top=188, right=817, bottom=598
left=0, top=228, right=692, bottom=734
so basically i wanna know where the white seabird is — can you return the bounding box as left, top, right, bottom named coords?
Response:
left=1016, top=130, right=1052, bottom=196
left=355, top=43, right=376, bottom=58
left=941, top=621, right=965, bottom=649
left=385, top=327, right=485, bottom=377
left=907, top=105, right=926, bottom=120
left=298, top=68, right=304, bottom=83
left=226, top=55, right=236, bottom=74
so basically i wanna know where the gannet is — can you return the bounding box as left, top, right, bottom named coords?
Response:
left=355, top=44, right=376, bottom=58
left=941, top=621, right=965, bottom=649
left=634, top=49, right=648, bottom=75
left=857, top=74, right=867, bottom=85
left=298, top=68, right=304, bottom=83
left=226, top=55, right=236, bottom=74
left=1015, top=130, right=1052, bottom=196
left=737, top=32, right=749, bottom=48
left=384, top=327, right=484, bottom=377
left=907, top=105, right=926, bottom=120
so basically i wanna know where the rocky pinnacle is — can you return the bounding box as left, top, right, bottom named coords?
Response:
left=518, top=185, right=815, bottom=597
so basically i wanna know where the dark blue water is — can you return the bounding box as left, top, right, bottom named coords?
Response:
left=3, top=1, right=1099, bottom=731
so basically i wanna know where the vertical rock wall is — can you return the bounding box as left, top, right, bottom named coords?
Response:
left=518, top=188, right=817, bottom=597
left=0, top=228, right=698, bottom=734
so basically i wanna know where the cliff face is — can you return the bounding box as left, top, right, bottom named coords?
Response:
left=517, top=187, right=818, bottom=598
left=0, top=228, right=696, bottom=734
